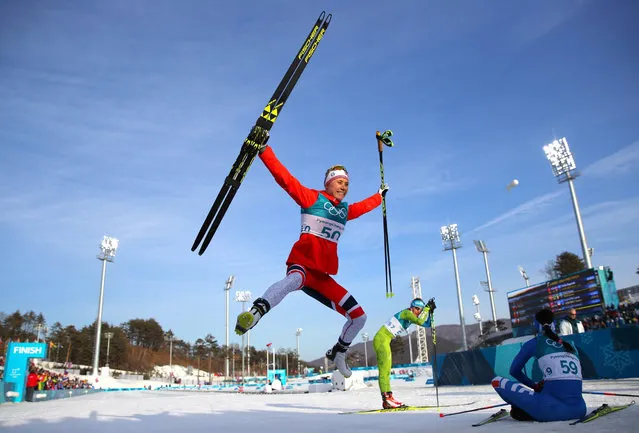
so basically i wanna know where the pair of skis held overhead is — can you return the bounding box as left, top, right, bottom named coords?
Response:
left=190, top=11, right=396, bottom=297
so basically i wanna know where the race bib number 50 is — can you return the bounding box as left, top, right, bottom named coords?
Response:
left=301, top=214, right=344, bottom=243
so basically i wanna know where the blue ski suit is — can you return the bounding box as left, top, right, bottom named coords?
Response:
left=492, top=335, right=587, bottom=422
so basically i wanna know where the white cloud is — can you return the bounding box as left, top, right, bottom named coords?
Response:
left=471, top=140, right=639, bottom=233
left=471, top=190, right=564, bottom=233
left=505, top=0, right=589, bottom=49
left=582, top=141, right=639, bottom=178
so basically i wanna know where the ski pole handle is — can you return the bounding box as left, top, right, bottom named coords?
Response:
left=439, top=403, right=509, bottom=418
left=376, top=130, right=394, bottom=152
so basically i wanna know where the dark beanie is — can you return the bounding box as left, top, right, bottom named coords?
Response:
left=535, top=308, right=554, bottom=325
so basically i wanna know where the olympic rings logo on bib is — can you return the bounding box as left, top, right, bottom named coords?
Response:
left=546, top=339, right=564, bottom=349
left=323, top=202, right=347, bottom=219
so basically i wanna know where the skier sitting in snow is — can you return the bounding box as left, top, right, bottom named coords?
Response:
left=492, top=308, right=587, bottom=422
left=373, top=297, right=435, bottom=409
left=234, top=137, right=387, bottom=378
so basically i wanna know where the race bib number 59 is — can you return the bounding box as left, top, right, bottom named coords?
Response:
left=539, top=353, right=583, bottom=381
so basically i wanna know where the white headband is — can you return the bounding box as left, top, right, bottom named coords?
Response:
left=324, top=169, right=349, bottom=188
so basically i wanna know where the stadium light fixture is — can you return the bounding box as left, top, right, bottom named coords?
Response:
left=93, top=236, right=119, bottom=376
left=235, top=290, right=252, bottom=378
left=440, top=224, right=468, bottom=351
left=518, top=265, right=530, bottom=287
left=224, top=276, right=235, bottom=379
left=362, top=332, right=369, bottom=367
left=165, top=330, right=174, bottom=380
left=473, top=240, right=497, bottom=325
left=296, top=328, right=303, bottom=376
left=472, top=294, right=482, bottom=337
left=104, top=332, right=114, bottom=367
left=543, top=138, right=592, bottom=269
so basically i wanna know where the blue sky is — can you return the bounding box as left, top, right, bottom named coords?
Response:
left=1, top=0, right=638, bottom=361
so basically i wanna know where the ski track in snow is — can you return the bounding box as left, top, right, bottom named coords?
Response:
left=0, top=379, right=638, bottom=432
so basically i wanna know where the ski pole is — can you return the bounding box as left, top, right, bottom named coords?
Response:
left=430, top=312, right=440, bottom=409
left=439, top=403, right=509, bottom=418
left=583, top=391, right=639, bottom=398
left=375, top=130, right=394, bottom=298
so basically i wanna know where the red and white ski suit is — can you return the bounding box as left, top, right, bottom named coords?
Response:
left=260, top=146, right=381, bottom=329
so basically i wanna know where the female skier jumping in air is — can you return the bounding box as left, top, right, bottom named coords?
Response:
left=492, top=308, right=587, bottom=421
left=235, top=140, right=388, bottom=378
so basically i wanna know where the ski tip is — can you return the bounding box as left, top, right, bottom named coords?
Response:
left=439, top=413, right=445, bottom=418
left=325, top=13, right=332, bottom=24
left=318, top=11, right=326, bottom=21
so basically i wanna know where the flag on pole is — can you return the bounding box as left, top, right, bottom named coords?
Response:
left=266, top=342, right=272, bottom=348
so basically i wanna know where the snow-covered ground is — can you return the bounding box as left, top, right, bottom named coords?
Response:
left=1, top=379, right=637, bottom=432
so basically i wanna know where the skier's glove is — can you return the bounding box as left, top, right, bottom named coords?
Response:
left=248, top=125, right=270, bottom=154
left=532, top=381, right=544, bottom=393
left=427, top=298, right=437, bottom=312
left=379, top=183, right=390, bottom=196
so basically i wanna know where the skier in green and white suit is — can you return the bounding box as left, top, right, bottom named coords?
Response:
left=373, top=297, right=436, bottom=409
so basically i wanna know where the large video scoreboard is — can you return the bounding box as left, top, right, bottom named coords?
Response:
left=507, top=268, right=605, bottom=336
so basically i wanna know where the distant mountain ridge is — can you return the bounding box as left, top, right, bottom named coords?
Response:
left=307, top=320, right=512, bottom=368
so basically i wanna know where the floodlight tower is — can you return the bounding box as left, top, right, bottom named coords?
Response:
left=440, top=224, right=468, bottom=351
left=235, top=290, right=252, bottom=378
left=472, top=295, right=482, bottom=337
left=165, top=330, right=174, bottom=380
left=473, top=240, right=497, bottom=325
left=35, top=323, right=47, bottom=342
left=543, top=138, right=592, bottom=269
left=93, top=235, right=119, bottom=376
left=104, top=332, right=114, bottom=367
left=266, top=343, right=274, bottom=379
left=518, top=266, right=530, bottom=287
left=362, top=332, right=369, bottom=367
left=410, top=276, right=429, bottom=362
left=296, top=328, right=303, bottom=376
left=224, top=276, right=235, bottom=379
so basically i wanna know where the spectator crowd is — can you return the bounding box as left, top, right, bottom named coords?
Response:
left=558, top=302, right=639, bottom=336
left=27, top=364, right=94, bottom=391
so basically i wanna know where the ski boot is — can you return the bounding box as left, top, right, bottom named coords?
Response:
left=235, top=298, right=270, bottom=335
left=325, top=342, right=352, bottom=378
left=382, top=392, right=404, bottom=409
left=510, top=405, right=534, bottom=421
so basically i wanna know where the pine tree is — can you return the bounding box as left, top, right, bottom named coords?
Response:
left=543, top=260, right=559, bottom=280
left=553, top=251, right=586, bottom=277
